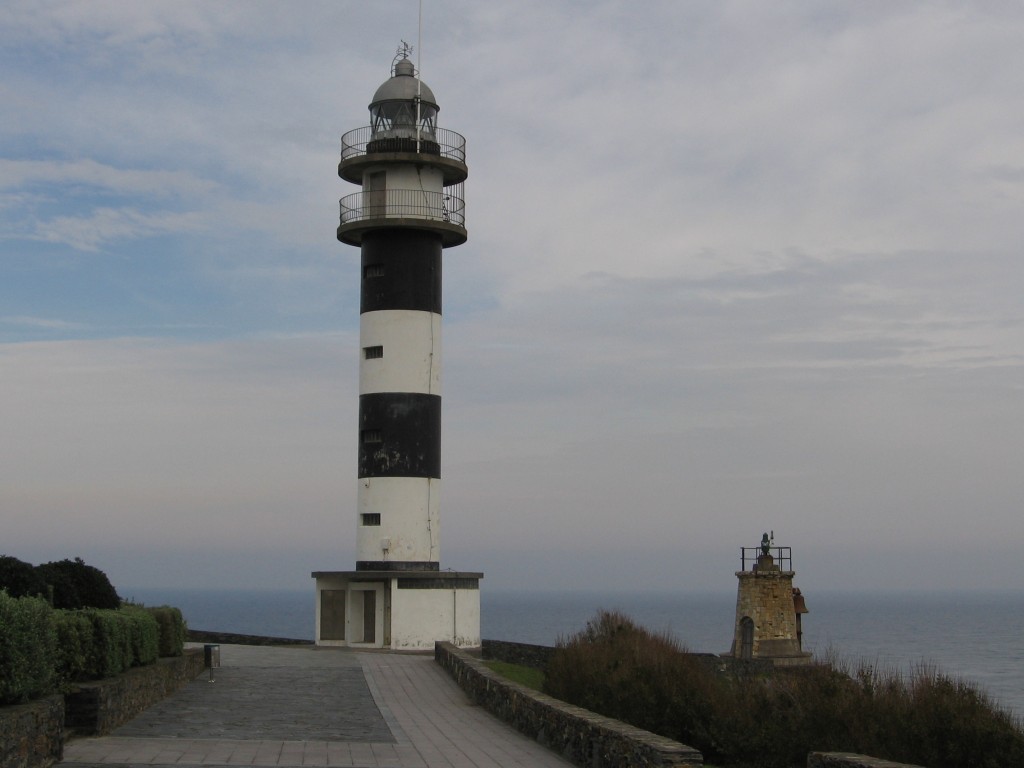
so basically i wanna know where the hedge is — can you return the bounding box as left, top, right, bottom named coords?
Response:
left=0, top=592, right=57, bottom=705
left=147, top=606, right=187, bottom=657
left=53, top=609, right=93, bottom=689
left=1, top=593, right=188, bottom=704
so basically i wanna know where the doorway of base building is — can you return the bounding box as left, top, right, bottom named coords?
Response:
left=348, top=584, right=385, bottom=648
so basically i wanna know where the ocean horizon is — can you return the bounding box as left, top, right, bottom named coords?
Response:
left=125, top=586, right=1024, bottom=718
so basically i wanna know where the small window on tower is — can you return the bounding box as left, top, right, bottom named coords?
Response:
left=361, top=513, right=381, bottom=526
left=364, top=264, right=385, bottom=279
left=361, top=429, right=382, bottom=444
left=364, top=345, right=383, bottom=359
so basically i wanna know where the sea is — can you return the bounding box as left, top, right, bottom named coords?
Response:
left=125, top=587, right=1024, bottom=719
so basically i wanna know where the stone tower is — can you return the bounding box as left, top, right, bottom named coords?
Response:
left=313, top=47, right=482, bottom=650
left=728, top=533, right=811, bottom=666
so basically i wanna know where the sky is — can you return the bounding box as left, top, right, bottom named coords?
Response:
left=2, top=1, right=1023, bottom=596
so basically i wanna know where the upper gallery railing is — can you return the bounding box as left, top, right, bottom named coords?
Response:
left=341, top=126, right=467, bottom=164
left=740, top=546, right=793, bottom=572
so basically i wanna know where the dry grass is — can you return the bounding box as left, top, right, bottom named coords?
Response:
left=543, top=610, right=1024, bottom=768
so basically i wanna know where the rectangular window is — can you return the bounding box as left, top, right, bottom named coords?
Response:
left=364, top=264, right=385, bottom=279
left=363, top=345, right=383, bottom=359
left=361, top=513, right=381, bottom=526
left=361, top=429, right=382, bottom=444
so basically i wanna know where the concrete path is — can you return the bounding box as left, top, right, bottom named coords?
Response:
left=61, top=644, right=571, bottom=768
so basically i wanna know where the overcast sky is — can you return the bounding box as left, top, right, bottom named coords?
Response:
left=2, top=1, right=1023, bottom=596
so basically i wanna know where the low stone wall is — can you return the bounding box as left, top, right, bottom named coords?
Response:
left=0, top=696, right=63, bottom=768
left=808, top=753, right=928, bottom=768
left=64, top=648, right=204, bottom=735
left=435, top=641, right=703, bottom=768
left=188, top=629, right=313, bottom=646
left=481, top=638, right=554, bottom=669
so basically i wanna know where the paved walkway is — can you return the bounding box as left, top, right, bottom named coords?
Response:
left=61, top=644, right=571, bottom=768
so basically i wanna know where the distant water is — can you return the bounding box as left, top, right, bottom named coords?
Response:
left=126, top=587, right=1024, bottom=718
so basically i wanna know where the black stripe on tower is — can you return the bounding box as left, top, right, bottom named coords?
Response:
left=358, top=392, right=441, bottom=478
left=357, top=560, right=440, bottom=572
left=361, top=230, right=442, bottom=314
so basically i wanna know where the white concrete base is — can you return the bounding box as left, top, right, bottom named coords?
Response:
left=312, top=569, right=482, bottom=650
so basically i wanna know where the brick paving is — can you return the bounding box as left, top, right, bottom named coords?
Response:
left=61, top=644, right=571, bottom=768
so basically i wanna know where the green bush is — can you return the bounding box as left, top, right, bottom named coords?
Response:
left=82, top=609, right=129, bottom=677
left=81, top=608, right=159, bottom=677
left=52, top=610, right=94, bottom=689
left=123, top=606, right=159, bottom=666
left=545, top=609, right=1024, bottom=768
left=51, top=606, right=166, bottom=686
left=1, top=561, right=187, bottom=704
left=0, top=591, right=57, bottom=705
left=147, top=605, right=187, bottom=657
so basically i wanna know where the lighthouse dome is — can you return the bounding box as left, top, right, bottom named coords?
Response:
left=370, top=58, right=438, bottom=110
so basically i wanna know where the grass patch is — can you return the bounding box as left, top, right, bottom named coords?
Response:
left=483, top=660, right=545, bottom=691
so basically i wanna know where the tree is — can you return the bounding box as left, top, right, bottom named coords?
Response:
left=0, top=555, right=47, bottom=598
left=35, top=558, right=120, bottom=609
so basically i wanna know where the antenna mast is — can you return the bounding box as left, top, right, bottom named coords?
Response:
left=416, top=0, right=423, bottom=151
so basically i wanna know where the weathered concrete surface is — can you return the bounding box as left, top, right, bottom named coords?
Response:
left=61, top=643, right=573, bottom=767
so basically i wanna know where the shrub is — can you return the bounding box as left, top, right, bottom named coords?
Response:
left=147, top=605, right=187, bottom=657
left=0, top=591, right=57, bottom=704
left=546, top=609, right=1024, bottom=768
left=82, top=609, right=133, bottom=677
left=0, top=555, right=48, bottom=598
left=52, top=606, right=165, bottom=686
left=52, top=610, right=95, bottom=689
left=545, top=611, right=721, bottom=751
left=35, top=557, right=120, bottom=610
left=122, top=606, right=159, bottom=666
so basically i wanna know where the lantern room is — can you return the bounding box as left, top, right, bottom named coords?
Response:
left=369, top=57, right=438, bottom=140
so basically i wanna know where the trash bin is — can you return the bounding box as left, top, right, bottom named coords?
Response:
left=204, top=644, right=220, bottom=669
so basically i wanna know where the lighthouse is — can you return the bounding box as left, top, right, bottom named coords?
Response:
left=727, top=534, right=811, bottom=666
left=313, top=46, right=482, bottom=650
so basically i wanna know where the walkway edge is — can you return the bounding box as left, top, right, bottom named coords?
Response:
left=434, top=641, right=704, bottom=768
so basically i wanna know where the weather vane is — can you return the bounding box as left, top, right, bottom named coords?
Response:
left=393, top=40, right=414, bottom=68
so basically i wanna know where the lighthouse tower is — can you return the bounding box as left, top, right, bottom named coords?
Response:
left=727, top=534, right=811, bottom=666
left=313, top=47, right=482, bottom=650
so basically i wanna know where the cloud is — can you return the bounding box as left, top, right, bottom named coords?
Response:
left=30, top=207, right=209, bottom=251
left=0, top=158, right=220, bottom=198
left=1, top=315, right=88, bottom=331
left=2, top=2, right=1024, bottom=593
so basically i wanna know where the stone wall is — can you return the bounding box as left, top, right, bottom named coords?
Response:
left=807, top=753, right=928, bottom=768
left=732, top=569, right=806, bottom=660
left=188, top=629, right=313, bottom=646
left=481, top=639, right=554, bottom=669
left=64, top=648, right=204, bottom=735
left=0, top=696, right=63, bottom=768
left=435, top=641, right=703, bottom=768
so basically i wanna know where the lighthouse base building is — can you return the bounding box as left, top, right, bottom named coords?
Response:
left=313, top=570, right=481, bottom=650
left=312, top=50, right=481, bottom=650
